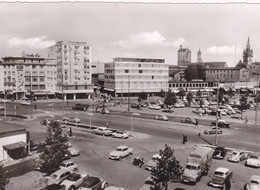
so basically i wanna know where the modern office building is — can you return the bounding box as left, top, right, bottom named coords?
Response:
left=177, top=45, right=191, bottom=66
left=48, top=41, right=93, bottom=100
left=104, top=57, right=169, bottom=96
left=0, top=54, right=57, bottom=99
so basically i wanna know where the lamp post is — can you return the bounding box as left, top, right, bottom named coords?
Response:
left=130, top=113, right=140, bottom=136
left=88, top=113, right=93, bottom=129
left=255, top=73, right=259, bottom=125
left=215, top=80, right=219, bottom=146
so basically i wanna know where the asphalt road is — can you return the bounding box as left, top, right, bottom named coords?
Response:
left=3, top=100, right=260, bottom=190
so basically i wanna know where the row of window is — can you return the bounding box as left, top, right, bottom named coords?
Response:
left=207, top=70, right=235, bottom=73
left=169, top=83, right=209, bottom=88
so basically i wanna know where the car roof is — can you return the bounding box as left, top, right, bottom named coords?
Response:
left=117, top=145, right=128, bottom=149
left=215, top=167, right=230, bottom=173
left=98, top=127, right=108, bottom=130
left=53, top=168, right=70, bottom=175
left=250, top=175, right=260, bottom=182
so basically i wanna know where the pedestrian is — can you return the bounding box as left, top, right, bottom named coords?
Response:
left=195, top=119, right=198, bottom=126
left=225, top=178, right=231, bottom=190
left=183, top=134, right=187, bottom=144
left=245, top=116, right=248, bottom=123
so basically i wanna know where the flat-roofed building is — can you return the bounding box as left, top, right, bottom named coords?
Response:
left=48, top=40, right=93, bottom=100
left=104, top=57, right=168, bottom=96
left=0, top=54, right=56, bottom=99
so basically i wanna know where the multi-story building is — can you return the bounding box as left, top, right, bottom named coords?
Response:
left=205, top=67, right=250, bottom=82
left=104, top=57, right=168, bottom=96
left=48, top=41, right=93, bottom=100
left=0, top=54, right=56, bottom=99
left=177, top=45, right=191, bottom=66
left=91, top=61, right=105, bottom=87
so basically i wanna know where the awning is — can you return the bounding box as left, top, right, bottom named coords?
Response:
left=3, top=141, right=27, bottom=150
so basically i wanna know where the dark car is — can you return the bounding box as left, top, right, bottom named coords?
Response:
left=162, top=109, right=174, bottom=113
left=181, top=117, right=196, bottom=124
left=72, top=104, right=89, bottom=111
left=78, top=176, right=108, bottom=190
left=41, top=184, right=65, bottom=190
left=211, top=120, right=231, bottom=128
left=213, top=146, right=227, bottom=159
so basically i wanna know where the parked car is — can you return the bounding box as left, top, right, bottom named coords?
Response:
left=46, top=169, right=71, bottom=185
left=93, top=127, right=113, bottom=136
left=211, top=120, right=231, bottom=128
left=40, top=119, right=51, bottom=125
left=112, top=131, right=129, bottom=139
left=213, top=146, right=227, bottom=159
left=244, top=175, right=260, bottom=190
left=181, top=117, right=196, bottom=124
left=208, top=167, right=233, bottom=188
left=154, top=114, right=168, bottom=121
left=245, top=153, right=260, bottom=168
left=78, top=176, right=108, bottom=190
left=60, top=160, right=78, bottom=173
left=162, top=109, right=174, bottom=113
left=148, top=104, right=161, bottom=110
left=145, top=154, right=161, bottom=171
left=72, top=104, right=89, bottom=111
left=97, top=108, right=110, bottom=114
left=63, top=116, right=81, bottom=123
left=20, top=100, right=31, bottom=106
left=109, top=145, right=133, bottom=160
left=41, top=184, right=65, bottom=190
left=203, top=127, right=223, bottom=135
left=105, top=186, right=126, bottom=190
left=228, top=150, right=248, bottom=163
left=68, top=146, right=80, bottom=157
left=139, top=177, right=162, bottom=190
left=60, top=173, right=87, bottom=190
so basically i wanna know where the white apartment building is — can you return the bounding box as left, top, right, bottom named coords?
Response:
left=104, top=57, right=168, bottom=96
left=48, top=41, right=93, bottom=100
left=0, top=54, right=57, bottom=99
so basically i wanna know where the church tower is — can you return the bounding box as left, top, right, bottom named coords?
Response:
left=243, top=37, right=253, bottom=65
left=197, top=48, right=203, bottom=63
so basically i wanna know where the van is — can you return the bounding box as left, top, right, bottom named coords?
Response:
left=46, top=169, right=71, bottom=185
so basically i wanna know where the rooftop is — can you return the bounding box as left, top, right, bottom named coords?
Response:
left=113, top=57, right=165, bottom=63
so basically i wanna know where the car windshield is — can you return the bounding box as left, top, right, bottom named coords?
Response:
left=117, top=147, right=125, bottom=151
left=250, top=180, right=260, bottom=185
left=231, top=152, right=238, bottom=156
left=186, top=165, right=197, bottom=170
left=145, top=180, right=154, bottom=185
left=214, top=171, right=225, bottom=177
left=51, top=174, right=58, bottom=180
left=67, top=174, right=80, bottom=181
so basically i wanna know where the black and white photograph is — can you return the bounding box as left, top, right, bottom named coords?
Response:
left=0, top=1, right=260, bottom=189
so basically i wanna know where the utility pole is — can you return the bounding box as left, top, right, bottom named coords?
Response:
left=255, top=74, right=259, bottom=125
left=128, top=74, right=130, bottom=111
left=215, top=80, right=219, bottom=146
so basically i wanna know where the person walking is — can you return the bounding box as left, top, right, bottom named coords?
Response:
left=225, top=178, right=231, bottom=190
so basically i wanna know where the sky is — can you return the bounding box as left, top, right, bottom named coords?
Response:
left=0, top=2, right=260, bottom=66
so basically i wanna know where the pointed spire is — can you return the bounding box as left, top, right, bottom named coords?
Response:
left=247, top=36, right=250, bottom=45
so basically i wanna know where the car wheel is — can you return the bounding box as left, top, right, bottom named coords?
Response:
left=121, top=136, right=124, bottom=139
left=112, top=135, right=115, bottom=138
left=102, top=133, right=105, bottom=136
left=73, top=168, right=78, bottom=172
left=181, top=120, right=184, bottom=123
left=102, top=182, right=108, bottom=189
left=69, top=186, right=76, bottom=190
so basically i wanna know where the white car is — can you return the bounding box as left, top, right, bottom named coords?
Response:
left=68, top=146, right=80, bottom=156
left=60, top=160, right=78, bottom=173
left=60, top=173, right=87, bottom=190
left=46, top=169, right=71, bottom=185
left=109, top=146, right=133, bottom=160
left=145, top=154, right=161, bottom=171
left=112, top=131, right=129, bottom=139
left=245, top=154, right=260, bottom=168
left=228, top=150, right=248, bottom=163
left=154, top=115, right=168, bottom=121
left=148, top=104, right=161, bottom=110
left=20, top=101, right=31, bottom=106
left=244, top=175, right=260, bottom=190
left=105, top=186, right=126, bottom=190
left=139, top=177, right=161, bottom=190
left=208, top=167, right=233, bottom=188
left=93, top=127, right=113, bottom=136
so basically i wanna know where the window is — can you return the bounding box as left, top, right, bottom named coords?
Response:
left=125, top=69, right=129, bottom=73
left=40, top=77, right=45, bottom=82
left=139, top=70, right=143, bottom=73
left=33, top=77, right=37, bottom=82
left=138, top=64, right=141, bottom=67
left=152, top=76, right=154, bottom=79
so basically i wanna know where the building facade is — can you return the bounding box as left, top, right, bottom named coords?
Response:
left=104, top=57, right=168, bottom=96
left=205, top=67, right=250, bottom=82
left=177, top=45, right=191, bottom=66
left=0, top=54, right=57, bottom=99
left=48, top=41, right=93, bottom=100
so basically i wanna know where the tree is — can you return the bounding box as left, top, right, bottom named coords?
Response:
left=151, top=144, right=183, bottom=190
left=184, top=64, right=205, bottom=81
left=227, top=87, right=235, bottom=98
left=240, top=95, right=248, bottom=119
left=196, top=90, right=202, bottom=99
left=186, top=91, right=193, bottom=106
left=0, top=164, right=9, bottom=190
left=164, top=90, right=177, bottom=110
left=217, top=88, right=225, bottom=105
left=158, top=89, right=165, bottom=98
left=178, top=88, right=186, bottom=99
left=138, top=92, right=148, bottom=103
left=37, top=120, right=69, bottom=174
left=223, top=96, right=229, bottom=104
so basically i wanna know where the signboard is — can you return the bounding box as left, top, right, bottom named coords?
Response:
left=16, top=65, right=24, bottom=92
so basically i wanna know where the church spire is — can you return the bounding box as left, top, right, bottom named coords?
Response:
left=247, top=36, right=250, bottom=49
left=197, top=47, right=203, bottom=63
left=243, top=36, right=253, bottom=65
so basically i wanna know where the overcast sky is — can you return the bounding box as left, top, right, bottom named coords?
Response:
left=0, top=3, right=260, bottom=66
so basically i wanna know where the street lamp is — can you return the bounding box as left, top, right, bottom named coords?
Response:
left=88, top=113, right=93, bottom=129
left=255, top=72, right=259, bottom=125
left=215, top=80, right=219, bottom=146
left=130, top=113, right=140, bottom=136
